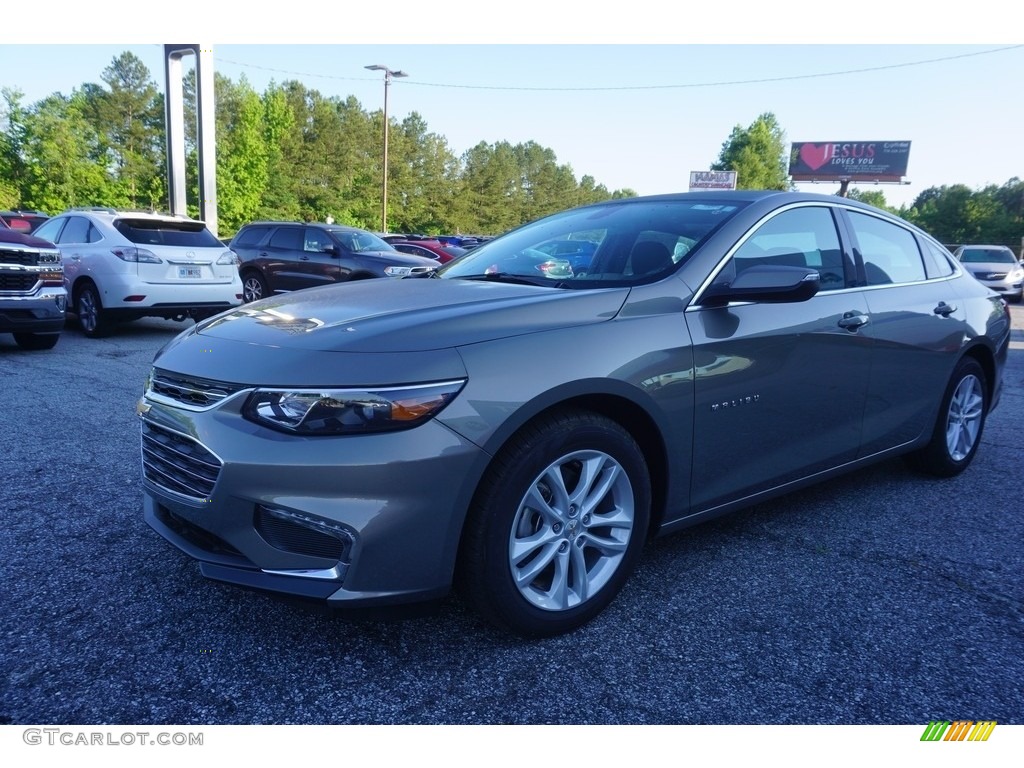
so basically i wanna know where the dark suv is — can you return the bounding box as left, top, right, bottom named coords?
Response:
left=229, top=222, right=438, bottom=302
left=0, top=218, right=66, bottom=350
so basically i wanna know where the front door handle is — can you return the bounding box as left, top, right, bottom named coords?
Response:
left=838, top=312, right=870, bottom=331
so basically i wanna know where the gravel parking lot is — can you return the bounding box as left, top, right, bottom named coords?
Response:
left=2, top=308, right=1022, bottom=727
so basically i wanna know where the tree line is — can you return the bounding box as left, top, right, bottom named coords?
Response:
left=0, top=52, right=635, bottom=237
left=1, top=54, right=1021, bottom=253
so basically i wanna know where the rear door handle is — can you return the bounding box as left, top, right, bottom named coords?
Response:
left=838, top=312, right=870, bottom=331
left=933, top=302, right=957, bottom=317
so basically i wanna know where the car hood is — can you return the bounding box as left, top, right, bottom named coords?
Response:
left=191, top=277, right=630, bottom=353
left=0, top=228, right=56, bottom=248
left=963, top=261, right=1020, bottom=272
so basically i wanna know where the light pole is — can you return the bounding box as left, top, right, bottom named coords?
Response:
left=364, top=64, right=408, bottom=234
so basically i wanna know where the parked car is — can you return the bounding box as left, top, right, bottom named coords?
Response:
left=0, top=210, right=50, bottom=234
left=388, top=238, right=467, bottom=264
left=139, top=191, right=1009, bottom=637
left=0, top=217, right=66, bottom=349
left=32, top=208, right=242, bottom=338
left=533, top=238, right=600, bottom=273
left=230, top=222, right=438, bottom=302
left=953, top=244, right=1023, bottom=302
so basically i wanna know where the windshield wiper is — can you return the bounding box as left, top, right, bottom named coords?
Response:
left=455, top=272, right=566, bottom=288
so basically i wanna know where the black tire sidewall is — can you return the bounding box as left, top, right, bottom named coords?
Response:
left=76, top=284, right=106, bottom=338
left=914, top=357, right=988, bottom=477
left=465, top=411, right=651, bottom=637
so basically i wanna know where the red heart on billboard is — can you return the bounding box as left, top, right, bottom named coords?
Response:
left=799, top=143, right=831, bottom=171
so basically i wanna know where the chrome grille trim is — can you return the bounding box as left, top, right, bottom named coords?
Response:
left=141, top=420, right=223, bottom=502
left=147, top=369, right=247, bottom=411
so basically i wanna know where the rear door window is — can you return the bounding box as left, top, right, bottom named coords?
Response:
left=268, top=226, right=303, bottom=251
left=846, top=211, right=927, bottom=285
left=233, top=225, right=271, bottom=248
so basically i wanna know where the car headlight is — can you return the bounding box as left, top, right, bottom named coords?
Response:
left=242, top=380, right=465, bottom=435
left=1009, top=267, right=1024, bottom=281
left=384, top=265, right=414, bottom=277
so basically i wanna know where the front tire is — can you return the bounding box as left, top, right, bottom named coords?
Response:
left=460, top=409, right=650, bottom=637
left=906, top=357, right=988, bottom=477
left=13, top=332, right=60, bottom=350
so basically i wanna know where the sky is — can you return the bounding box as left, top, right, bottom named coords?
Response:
left=1, top=6, right=1022, bottom=216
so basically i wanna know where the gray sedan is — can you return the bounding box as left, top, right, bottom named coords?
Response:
left=138, top=191, right=1010, bottom=637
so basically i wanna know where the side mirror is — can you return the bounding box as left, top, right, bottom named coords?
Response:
left=702, top=264, right=821, bottom=305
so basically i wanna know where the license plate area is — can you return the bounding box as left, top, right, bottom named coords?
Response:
left=178, top=266, right=202, bottom=279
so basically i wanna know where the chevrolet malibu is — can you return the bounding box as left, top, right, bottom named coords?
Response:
left=138, top=191, right=1010, bottom=637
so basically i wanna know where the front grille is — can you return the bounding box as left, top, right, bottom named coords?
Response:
left=0, top=249, right=41, bottom=266
left=141, top=420, right=222, bottom=501
left=149, top=370, right=245, bottom=409
left=0, top=273, right=39, bottom=292
left=255, top=506, right=353, bottom=562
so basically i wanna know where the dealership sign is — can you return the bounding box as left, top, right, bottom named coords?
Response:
left=789, top=141, right=911, bottom=182
left=689, top=170, right=737, bottom=190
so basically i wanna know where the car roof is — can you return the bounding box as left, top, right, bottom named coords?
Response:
left=57, top=207, right=206, bottom=225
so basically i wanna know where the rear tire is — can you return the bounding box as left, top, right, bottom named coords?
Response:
left=242, top=271, right=269, bottom=303
left=906, top=357, right=988, bottom=478
left=75, top=283, right=109, bottom=338
left=460, top=409, right=650, bottom=637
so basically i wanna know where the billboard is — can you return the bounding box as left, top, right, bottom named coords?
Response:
left=789, top=141, right=911, bottom=182
left=689, top=170, right=737, bottom=190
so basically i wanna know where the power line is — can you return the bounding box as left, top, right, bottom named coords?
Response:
left=216, top=45, right=1023, bottom=92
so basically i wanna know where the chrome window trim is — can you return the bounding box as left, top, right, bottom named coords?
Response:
left=687, top=201, right=961, bottom=310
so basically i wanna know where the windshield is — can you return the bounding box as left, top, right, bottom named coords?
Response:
left=960, top=247, right=1016, bottom=264
left=330, top=229, right=393, bottom=253
left=439, top=199, right=745, bottom=287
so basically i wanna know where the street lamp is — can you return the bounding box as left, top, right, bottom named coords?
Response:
left=364, top=64, right=408, bottom=234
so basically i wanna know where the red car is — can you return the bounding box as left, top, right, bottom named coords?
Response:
left=387, top=238, right=467, bottom=264
left=0, top=210, right=50, bottom=234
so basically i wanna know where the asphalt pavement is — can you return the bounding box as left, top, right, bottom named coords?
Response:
left=1, top=308, right=1022, bottom=726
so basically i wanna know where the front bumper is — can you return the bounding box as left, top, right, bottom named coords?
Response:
left=0, top=288, right=67, bottom=333
left=139, top=393, right=487, bottom=608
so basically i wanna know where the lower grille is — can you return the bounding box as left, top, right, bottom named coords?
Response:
left=141, top=420, right=222, bottom=501
left=0, top=273, right=39, bottom=292
left=255, top=506, right=354, bottom=562
left=156, top=504, right=243, bottom=557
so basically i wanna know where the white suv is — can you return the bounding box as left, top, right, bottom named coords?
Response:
left=33, top=208, right=243, bottom=337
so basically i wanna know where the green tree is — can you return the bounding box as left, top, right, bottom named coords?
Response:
left=388, top=111, right=460, bottom=234
left=459, top=141, right=526, bottom=233
left=17, top=93, right=110, bottom=211
left=711, top=112, right=791, bottom=190
left=847, top=188, right=892, bottom=212
left=214, top=75, right=269, bottom=234
left=258, top=82, right=300, bottom=220
left=0, top=88, right=28, bottom=208
left=84, top=52, right=165, bottom=209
